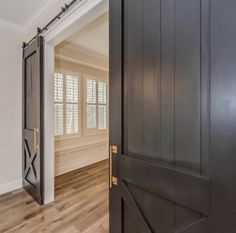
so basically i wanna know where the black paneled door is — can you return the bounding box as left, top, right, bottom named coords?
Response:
left=22, top=37, right=44, bottom=205
left=109, top=0, right=236, bottom=232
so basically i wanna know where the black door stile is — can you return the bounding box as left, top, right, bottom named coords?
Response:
left=109, top=0, right=236, bottom=232
left=22, top=36, right=44, bottom=205
left=109, top=0, right=123, bottom=232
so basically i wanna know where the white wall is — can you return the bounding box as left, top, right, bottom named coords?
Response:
left=0, top=27, right=24, bottom=194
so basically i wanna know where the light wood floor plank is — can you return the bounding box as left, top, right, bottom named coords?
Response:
left=0, top=160, right=109, bottom=233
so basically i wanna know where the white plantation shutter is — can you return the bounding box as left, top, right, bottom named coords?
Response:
left=54, top=104, right=64, bottom=135
left=54, top=73, right=63, bottom=102
left=86, top=78, right=107, bottom=132
left=86, top=79, right=96, bottom=104
left=54, top=73, right=107, bottom=137
left=54, top=73, right=64, bottom=135
left=66, top=104, right=78, bottom=134
left=86, top=79, right=97, bottom=129
left=66, top=75, right=79, bottom=134
left=66, top=75, right=78, bottom=103
left=98, top=81, right=107, bottom=129
left=54, top=73, right=80, bottom=136
left=98, top=105, right=107, bottom=129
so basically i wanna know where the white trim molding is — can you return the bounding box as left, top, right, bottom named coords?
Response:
left=0, top=180, right=22, bottom=195
left=0, top=0, right=108, bottom=37
left=0, top=0, right=66, bottom=35
left=0, top=18, right=25, bottom=34
left=44, top=0, right=107, bottom=44
left=24, top=0, right=63, bottom=34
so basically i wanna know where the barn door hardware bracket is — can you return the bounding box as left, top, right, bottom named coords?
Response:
left=112, top=176, right=118, bottom=186
left=23, top=0, right=84, bottom=47
left=109, top=145, right=118, bottom=188
left=111, top=145, right=118, bottom=154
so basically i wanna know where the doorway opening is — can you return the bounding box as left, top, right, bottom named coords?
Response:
left=52, top=11, right=109, bottom=231
left=54, top=12, right=109, bottom=175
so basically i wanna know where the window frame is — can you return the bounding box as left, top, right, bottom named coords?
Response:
left=54, top=73, right=64, bottom=137
left=83, top=74, right=109, bottom=136
left=54, top=73, right=82, bottom=140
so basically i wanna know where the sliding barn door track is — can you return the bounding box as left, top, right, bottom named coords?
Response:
left=23, top=0, right=84, bottom=48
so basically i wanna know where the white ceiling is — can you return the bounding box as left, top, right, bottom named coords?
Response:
left=0, top=0, right=60, bottom=31
left=63, top=12, right=109, bottom=56
left=0, top=0, right=109, bottom=56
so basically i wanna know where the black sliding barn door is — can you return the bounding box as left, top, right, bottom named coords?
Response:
left=22, top=36, right=44, bottom=205
left=109, top=0, right=236, bottom=232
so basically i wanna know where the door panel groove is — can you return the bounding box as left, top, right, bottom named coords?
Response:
left=121, top=181, right=153, bottom=233
left=174, top=218, right=209, bottom=233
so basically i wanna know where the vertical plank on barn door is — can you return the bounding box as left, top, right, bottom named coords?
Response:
left=123, top=0, right=143, bottom=159
left=174, top=0, right=202, bottom=227
left=123, top=0, right=144, bottom=231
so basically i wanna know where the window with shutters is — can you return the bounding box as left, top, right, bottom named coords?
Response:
left=54, top=73, right=107, bottom=138
left=98, top=81, right=107, bottom=130
left=66, top=75, right=79, bottom=134
left=86, top=79, right=97, bottom=129
left=54, top=73, right=80, bottom=137
left=54, top=73, right=64, bottom=136
left=85, top=77, right=108, bottom=134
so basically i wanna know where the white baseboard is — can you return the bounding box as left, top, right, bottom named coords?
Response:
left=0, top=180, right=22, bottom=195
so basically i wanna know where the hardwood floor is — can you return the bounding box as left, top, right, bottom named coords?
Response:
left=0, top=160, right=109, bottom=233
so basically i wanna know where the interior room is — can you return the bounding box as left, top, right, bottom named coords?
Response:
left=1, top=0, right=236, bottom=232
left=53, top=11, right=109, bottom=230
left=0, top=1, right=110, bottom=232
left=54, top=12, right=109, bottom=177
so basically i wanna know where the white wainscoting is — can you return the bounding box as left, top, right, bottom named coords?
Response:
left=55, top=139, right=109, bottom=176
